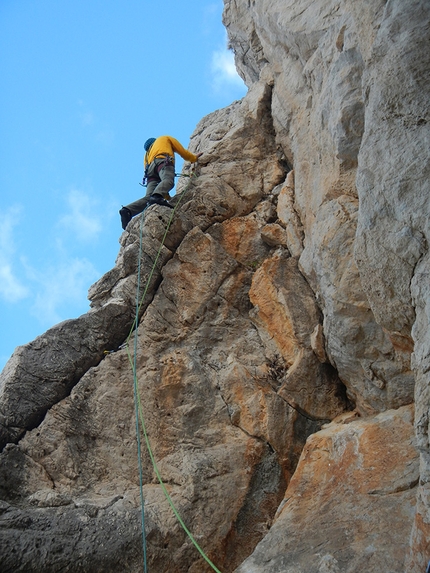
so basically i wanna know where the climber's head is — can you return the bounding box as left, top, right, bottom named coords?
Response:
left=144, top=138, right=156, bottom=151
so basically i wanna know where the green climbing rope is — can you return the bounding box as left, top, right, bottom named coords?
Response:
left=125, top=170, right=223, bottom=573
left=125, top=169, right=198, bottom=344
left=133, top=211, right=148, bottom=573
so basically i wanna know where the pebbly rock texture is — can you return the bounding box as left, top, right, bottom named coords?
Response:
left=0, top=0, right=429, bottom=572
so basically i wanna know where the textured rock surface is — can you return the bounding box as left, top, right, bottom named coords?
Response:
left=235, top=405, right=419, bottom=573
left=0, top=0, right=429, bottom=571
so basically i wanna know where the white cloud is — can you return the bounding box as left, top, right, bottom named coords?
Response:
left=96, top=128, right=114, bottom=146
left=58, top=189, right=102, bottom=242
left=211, top=36, right=246, bottom=93
left=202, top=2, right=222, bottom=35
left=0, top=206, right=29, bottom=302
left=26, top=257, right=99, bottom=325
left=0, top=263, right=28, bottom=302
left=77, top=100, right=94, bottom=126
left=81, top=111, right=94, bottom=126
left=77, top=101, right=114, bottom=146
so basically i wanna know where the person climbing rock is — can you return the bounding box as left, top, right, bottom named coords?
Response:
left=119, top=135, right=202, bottom=230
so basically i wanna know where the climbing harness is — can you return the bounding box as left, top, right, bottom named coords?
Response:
left=140, top=173, right=192, bottom=187
left=141, top=153, right=174, bottom=186
left=140, top=167, right=195, bottom=187
left=109, top=165, right=222, bottom=573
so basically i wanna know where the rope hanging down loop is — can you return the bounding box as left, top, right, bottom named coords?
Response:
left=125, top=169, right=223, bottom=573
left=133, top=211, right=148, bottom=573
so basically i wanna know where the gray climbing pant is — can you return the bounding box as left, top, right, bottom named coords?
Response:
left=125, top=157, right=175, bottom=216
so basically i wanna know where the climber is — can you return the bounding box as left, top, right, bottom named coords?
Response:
left=119, top=135, right=203, bottom=230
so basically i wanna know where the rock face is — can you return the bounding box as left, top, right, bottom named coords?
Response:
left=0, top=1, right=429, bottom=572
left=235, top=405, right=419, bottom=573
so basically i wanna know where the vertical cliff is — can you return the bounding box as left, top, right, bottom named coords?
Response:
left=0, top=1, right=429, bottom=572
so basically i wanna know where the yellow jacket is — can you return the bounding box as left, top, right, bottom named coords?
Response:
left=144, top=135, right=198, bottom=167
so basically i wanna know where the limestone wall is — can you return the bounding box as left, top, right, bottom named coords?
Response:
left=0, top=1, right=429, bottom=571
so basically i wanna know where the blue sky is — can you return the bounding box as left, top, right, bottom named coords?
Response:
left=0, top=0, right=247, bottom=371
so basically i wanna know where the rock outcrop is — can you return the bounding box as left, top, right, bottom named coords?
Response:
left=0, top=0, right=429, bottom=571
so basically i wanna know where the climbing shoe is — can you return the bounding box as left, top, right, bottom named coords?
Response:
left=147, top=194, right=173, bottom=209
left=119, top=207, right=132, bottom=230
